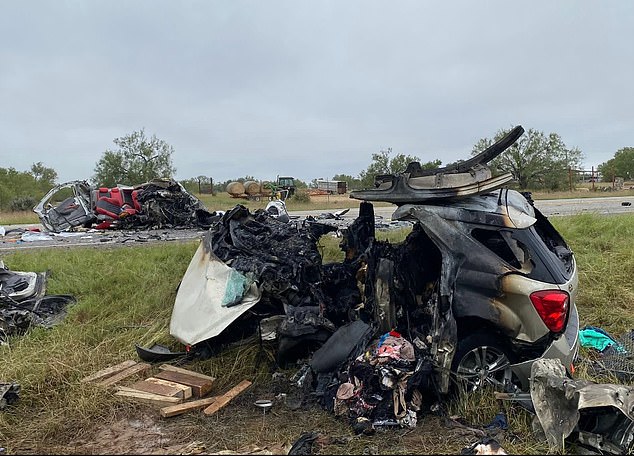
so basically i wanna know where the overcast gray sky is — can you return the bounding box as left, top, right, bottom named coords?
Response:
left=1, top=1, right=633, bottom=185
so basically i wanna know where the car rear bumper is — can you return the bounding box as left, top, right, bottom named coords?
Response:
left=510, top=304, right=580, bottom=391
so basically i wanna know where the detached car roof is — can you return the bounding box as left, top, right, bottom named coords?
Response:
left=350, top=125, right=524, bottom=205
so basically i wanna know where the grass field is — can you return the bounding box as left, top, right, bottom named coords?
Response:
left=1, top=213, right=633, bottom=454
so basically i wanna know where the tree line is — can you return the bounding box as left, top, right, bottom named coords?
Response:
left=1, top=126, right=632, bottom=212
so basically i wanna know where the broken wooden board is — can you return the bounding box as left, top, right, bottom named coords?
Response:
left=115, top=387, right=183, bottom=406
left=203, top=380, right=252, bottom=416
left=96, top=362, right=151, bottom=387
left=160, top=396, right=219, bottom=418
left=80, top=360, right=138, bottom=383
left=158, top=364, right=215, bottom=382
left=145, top=377, right=192, bottom=400
left=129, top=379, right=186, bottom=398
left=154, top=370, right=213, bottom=398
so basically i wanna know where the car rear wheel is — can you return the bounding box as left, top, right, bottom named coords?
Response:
left=452, top=332, right=515, bottom=393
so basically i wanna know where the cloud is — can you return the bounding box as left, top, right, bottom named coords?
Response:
left=1, top=0, right=633, bottom=185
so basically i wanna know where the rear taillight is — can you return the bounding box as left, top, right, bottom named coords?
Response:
left=530, top=290, right=569, bottom=333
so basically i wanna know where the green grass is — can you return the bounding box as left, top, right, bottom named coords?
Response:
left=550, top=213, right=634, bottom=334
left=1, top=213, right=633, bottom=454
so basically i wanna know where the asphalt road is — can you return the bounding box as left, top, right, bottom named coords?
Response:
left=291, top=194, right=634, bottom=219
left=1, top=195, right=633, bottom=252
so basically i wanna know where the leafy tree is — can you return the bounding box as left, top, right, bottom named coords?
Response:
left=30, top=162, right=57, bottom=186
left=471, top=127, right=584, bottom=190
left=179, top=177, right=199, bottom=194
left=92, top=129, right=176, bottom=186
left=598, top=147, right=634, bottom=182
left=93, top=151, right=127, bottom=187
left=0, top=163, right=59, bottom=211
left=358, top=148, right=440, bottom=189
left=293, top=178, right=308, bottom=189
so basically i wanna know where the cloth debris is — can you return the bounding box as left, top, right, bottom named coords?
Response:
left=324, top=332, right=433, bottom=432
left=579, top=326, right=624, bottom=353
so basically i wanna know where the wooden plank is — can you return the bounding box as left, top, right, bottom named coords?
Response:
left=97, top=362, right=151, bottom=387
left=115, top=388, right=183, bottom=406
left=158, top=364, right=216, bottom=382
left=145, top=377, right=192, bottom=400
left=80, top=360, right=138, bottom=383
left=154, top=370, right=213, bottom=397
left=160, top=396, right=219, bottom=418
left=203, top=380, right=252, bottom=416
left=129, top=379, right=185, bottom=398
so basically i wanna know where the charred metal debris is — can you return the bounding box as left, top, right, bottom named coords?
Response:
left=521, top=358, right=634, bottom=454
left=0, top=382, right=20, bottom=410
left=0, top=261, right=75, bottom=343
left=1, top=262, right=71, bottom=412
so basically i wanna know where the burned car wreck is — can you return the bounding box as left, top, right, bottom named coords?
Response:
left=34, top=178, right=218, bottom=232
left=169, top=125, right=581, bottom=433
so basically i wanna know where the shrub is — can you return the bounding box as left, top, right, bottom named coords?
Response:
left=10, top=196, right=38, bottom=212
left=290, top=189, right=310, bottom=203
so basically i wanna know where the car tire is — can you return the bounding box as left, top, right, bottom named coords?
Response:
left=451, top=331, right=516, bottom=393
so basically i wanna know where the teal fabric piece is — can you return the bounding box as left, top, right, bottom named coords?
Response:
left=579, top=328, right=624, bottom=353
left=222, top=269, right=253, bottom=307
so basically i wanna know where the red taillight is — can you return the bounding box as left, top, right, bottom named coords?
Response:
left=530, top=290, right=569, bottom=333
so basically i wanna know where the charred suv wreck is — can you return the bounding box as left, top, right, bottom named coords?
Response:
left=169, top=126, right=580, bottom=433
left=34, top=178, right=217, bottom=232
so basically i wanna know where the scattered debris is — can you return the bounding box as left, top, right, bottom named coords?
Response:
left=460, top=437, right=508, bottom=455
left=82, top=361, right=253, bottom=420
left=81, top=360, right=151, bottom=387
left=579, top=325, right=623, bottom=353
left=265, top=198, right=291, bottom=223
left=0, top=261, right=75, bottom=343
left=135, top=343, right=188, bottom=363
left=80, top=360, right=138, bottom=383
left=154, top=369, right=214, bottom=398
left=128, top=378, right=190, bottom=399
left=530, top=358, right=634, bottom=454
left=0, top=382, right=20, bottom=410
left=288, top=432, right=320, bottom=455
left=580, top=327, right=634, bottom=382
left=96, top=363, right=151, bottom=387
left=114, top=386, right=183, bottom=406
left=144, top=377, right=193, bottom=399
left=160, top=395, right=219, bottom=418
left=483, top=412, right=508, bottom=433
left=203, top=380, right=252, bottom=416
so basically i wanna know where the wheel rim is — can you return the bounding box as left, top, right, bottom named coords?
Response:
left=455, top=345, right=512, bottom=392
